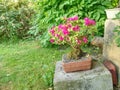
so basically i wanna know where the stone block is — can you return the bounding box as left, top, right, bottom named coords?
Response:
left=103, top=19, right=120, bottom=86
left=54, top=61, right=113, bottom=90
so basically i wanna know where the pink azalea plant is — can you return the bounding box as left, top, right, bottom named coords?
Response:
left=49, top=16, right=97, bottom=59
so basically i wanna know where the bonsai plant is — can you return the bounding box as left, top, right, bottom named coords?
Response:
left=105, top=0, right=120, bottom=19
left=49, top=16, right=97, bottom=72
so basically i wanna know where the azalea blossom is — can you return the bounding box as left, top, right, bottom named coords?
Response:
left=68, top=16, right=79, bottom=21
left=76, top=39, right=82, bottom=45
left=55, top=34, right=60, bottom=38
left=49, top=29, right=55, bottom=34
left=49, top=29, right=55, bottom=36
left=49, top=15, right=97, bottom=49
left=50, top=39, right=54, bottom=43
left=67, top=23, right=72, bottom=28
left=72, top=25, right=80, bottom=31
left=58, top=24, right=67, bottom=30
left=83, top=37, right=88, bottom=43
left=62, top=29, right=69, bottom=35
left=58, top=24, right=69, bottom=35
left=84, top=18, right=96, bottom=26
left=59, top=36, right=64, bottom=41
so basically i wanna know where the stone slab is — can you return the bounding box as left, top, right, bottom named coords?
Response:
left=103, top=19, right=120, bottom=86
left=54, top=61, right=113, bottom=90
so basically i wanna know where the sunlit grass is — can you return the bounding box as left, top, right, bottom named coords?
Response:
left=0, top=41, right=67, bottom=90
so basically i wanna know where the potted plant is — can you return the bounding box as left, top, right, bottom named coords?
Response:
left=49, top=16, right=97, bottom=72
left=105, top=0, right=120, bottom=19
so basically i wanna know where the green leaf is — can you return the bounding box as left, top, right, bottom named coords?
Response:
left=96, top=12, right=101, bottom=21
left=59, top=1, right=70, bottom=10
left=115, top=12, right=120, bottom=19
left=87, top=1, right=98, bottom=8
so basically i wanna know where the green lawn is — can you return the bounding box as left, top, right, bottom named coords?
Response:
left=0, top=41, right=66, bottom=90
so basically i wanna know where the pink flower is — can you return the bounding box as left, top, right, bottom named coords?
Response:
left=49, top=29, right=55, bottom=36
left=62, top=29, right=69, bottom=35
left=55, top=34, right=60, bottom=38
left=84, top=17, right=89, bottom=21
left=84, top=17, right=96, bottom=26
left=68, top=16, right=79, bottom=21
left=67, top=23, right=72, bottom=28
left=58, top=24, right=69, bottom=35
left=58, top=24, right=67, bottom=30
left=58, top=24, right=63, bottom=29
left=72, top=25, right=80, bottom=31
left=59, top=36, right=64, bottom=41
left=83, top=37, right=88, bottom=43
left=50, top=39, right=54, bottom=43
left=90, top=20, right=96, bottom=25
left=49, top=29, right=55, bottom=33
left=76, top=39, right=82, bottom=45
left=48, top=16, right=97, bottom=47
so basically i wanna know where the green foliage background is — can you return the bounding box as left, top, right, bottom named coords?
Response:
left=0, top=0, right=119, bottom=46
left=30, top=0, right=117, bottom=47
left=0, top=0, right=34, bottom=41
left=114, top=12, right=120, bottom=47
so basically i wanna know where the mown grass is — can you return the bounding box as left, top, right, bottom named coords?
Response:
left=0, top=40, right=67, bottom=90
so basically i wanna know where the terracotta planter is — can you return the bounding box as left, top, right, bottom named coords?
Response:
left=62, top=55, right=92, bottom=73
left=105, top=8, right=120, bottom=19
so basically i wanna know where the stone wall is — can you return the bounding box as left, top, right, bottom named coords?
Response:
left=103, top=19, right=120, bottom=87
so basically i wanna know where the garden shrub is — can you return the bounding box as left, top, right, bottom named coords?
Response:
left=30, top=0, right=117, bottom=47
left=114, top=12, right=120, bottom=47
left=111, top=0, right=119, bottom=7
left=0, top=0, right=34, bottom=41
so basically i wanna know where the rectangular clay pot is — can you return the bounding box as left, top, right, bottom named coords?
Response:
left=62, top=57, right=92, bottom=73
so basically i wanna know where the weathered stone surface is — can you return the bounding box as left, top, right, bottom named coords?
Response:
left=54, top=61, right=113, bottom=90
left=103, top=19, right=120, bottom=86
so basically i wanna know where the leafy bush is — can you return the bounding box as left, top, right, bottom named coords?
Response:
left=111, top=0, right=119, bottom=7
left=30, top=0, right=116, bottom=47
left=0, top=0, right=34, bottom=41
left=114, top=26, right=120, bottom=47
left=114, top=12, right=120, bottom=47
